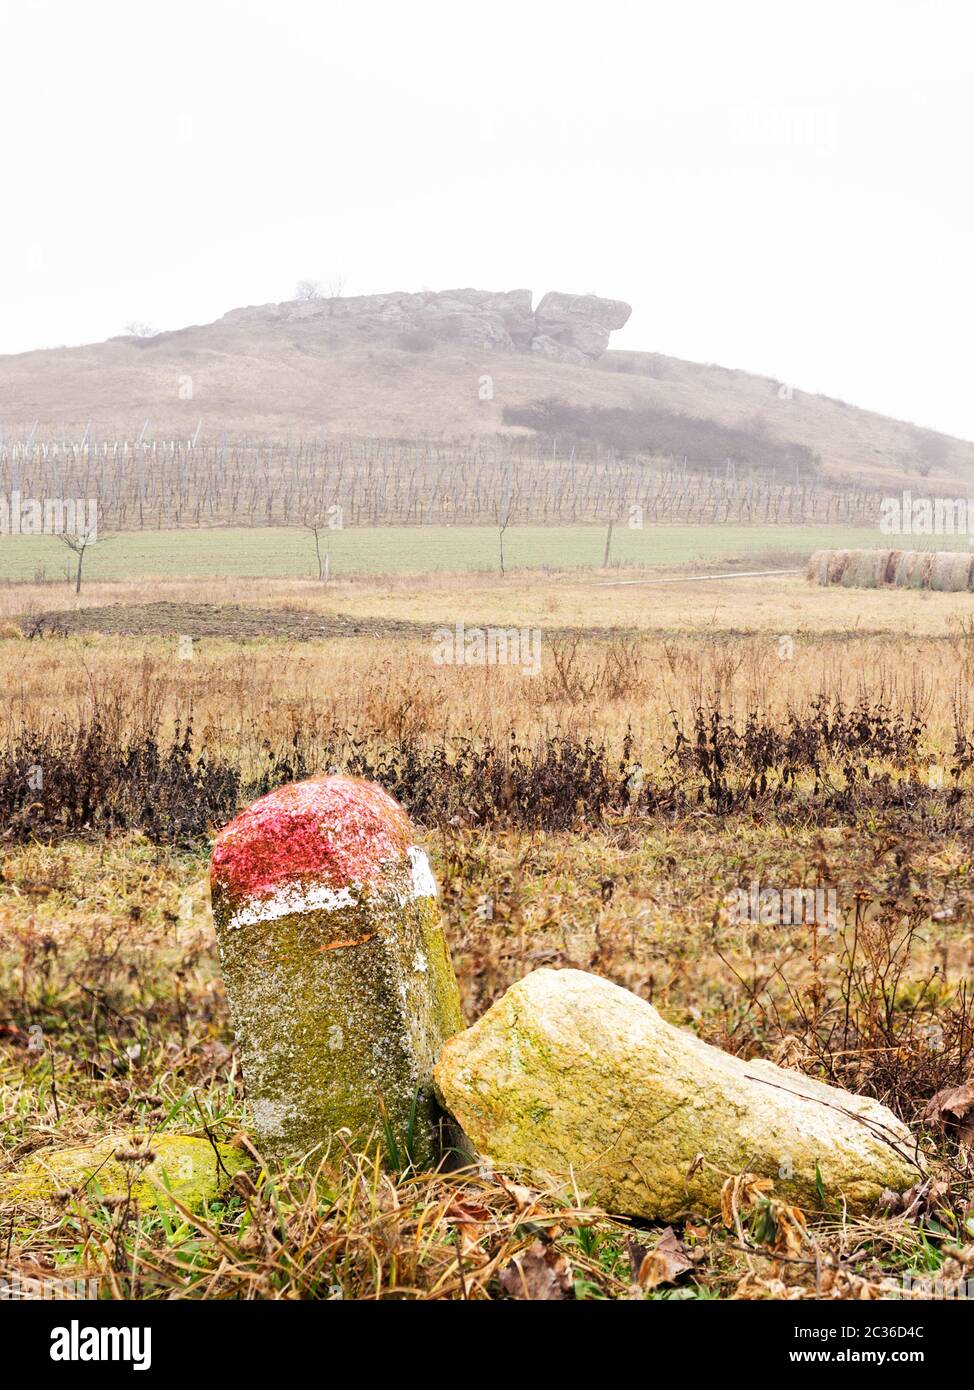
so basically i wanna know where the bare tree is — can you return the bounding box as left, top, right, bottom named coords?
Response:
left=304, top=520, right=330, bottom=580
left=295, top=279, right=323, bottom=302
left=59, top=524, right=105, bottom=594
left=494, top=479, right=514, bottom=576
left=124, top=320, right=156, bottom=338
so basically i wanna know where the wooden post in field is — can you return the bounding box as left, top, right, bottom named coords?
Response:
left=210, top=776, right=464, bottom=1165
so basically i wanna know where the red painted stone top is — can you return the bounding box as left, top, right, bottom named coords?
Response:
left=210, top=776, right=414, bottom=903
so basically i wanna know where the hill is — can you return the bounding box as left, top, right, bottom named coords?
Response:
left=1, top=286, right=970, bottom=490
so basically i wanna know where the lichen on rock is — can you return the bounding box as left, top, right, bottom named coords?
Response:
left=433, top=968, right=922, bottom=1219
left=3, top=1134, right=250, bottom=1211
left=210, top=775, right=464, bottom=1166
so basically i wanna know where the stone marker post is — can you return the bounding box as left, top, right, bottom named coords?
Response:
left=211, top=775, right=464, bottom=1166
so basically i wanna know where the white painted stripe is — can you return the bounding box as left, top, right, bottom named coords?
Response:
left=226, top=845, right=438, bottom=929
left=407, top=846, right=438, bottom=900
left=227, top=881, right=358, bottom=928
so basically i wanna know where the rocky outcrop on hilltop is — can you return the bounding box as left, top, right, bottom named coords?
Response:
left=220, top=287, right=631, bottom=362
left=533, top=291, right=633, bottom=364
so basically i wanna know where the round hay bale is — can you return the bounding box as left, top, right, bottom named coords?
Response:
left=826, top=550, right=851, bottom=584
left=897, top=551, right=934, bottom=589
left=930, top=551, right=972, bottom=592
left=841, top=549, right=886, bottom=588
left=892, top=551, right=919, bottom=587
left=881, top=550, right=901, bottom=585
left=807, top=550, right=831, bottom=585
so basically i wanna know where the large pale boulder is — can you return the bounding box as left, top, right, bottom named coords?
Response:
left=433, top=969, right=921, bottom=1218
left=211, top=776, right=463, bottom=1166
left=532, top=291, right=632, bottom=360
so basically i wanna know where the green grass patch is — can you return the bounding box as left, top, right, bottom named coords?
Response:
left=0, top=523, right=944, bottom=582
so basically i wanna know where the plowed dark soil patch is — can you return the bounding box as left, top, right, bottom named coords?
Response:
left=25, top=601, right=625, bottom=642
left=26, top=602, right=429, bottom=641
left=20, top=600, right=925, bottom=645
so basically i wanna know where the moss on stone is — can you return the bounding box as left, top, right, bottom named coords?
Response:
left=3, top=1134, right=251, bottom=1212
left=214, top=865, right=463, bottom=1167
left=435, top=968, right=922, bottom=1219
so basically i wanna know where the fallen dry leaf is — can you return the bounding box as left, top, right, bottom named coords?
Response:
left=879, top=1177, right=948, bottom=1222
left=499, top=1241, right=573, bottom=1300
left=770, top=1203, right=809, bottom=1259
left=444, top=1197, right=494, bottom=1226
left=497, top=1176, right=539, bottom=1213
left=627, top=1226, right=693, bottom=1290
left=721, top=1172, right=775, bottom=1230
left=444, top=1196, right=493, bottom=1263
left=922, top=1082, right=974, bottom=1154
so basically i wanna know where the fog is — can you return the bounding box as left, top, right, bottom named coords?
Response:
left=1, top=0, right=972, bottom=437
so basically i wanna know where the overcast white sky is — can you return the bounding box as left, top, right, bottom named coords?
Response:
left=1, top=0, right=972, bottom=438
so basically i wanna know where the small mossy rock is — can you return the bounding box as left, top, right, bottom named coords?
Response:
left=433, top=969, right=922, bottom=1219
left=211, top=775, right=464, bottom=1165
left=2, top=1135, right=251, bottom=1211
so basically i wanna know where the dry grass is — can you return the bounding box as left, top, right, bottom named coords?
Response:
left=7, top=568, right=974, bottom=637
left=4, top=605, right=974, bottom=1299
left=2, top=811, right=973, bottom=1300
left=2, top=624, right=973, bottom=758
